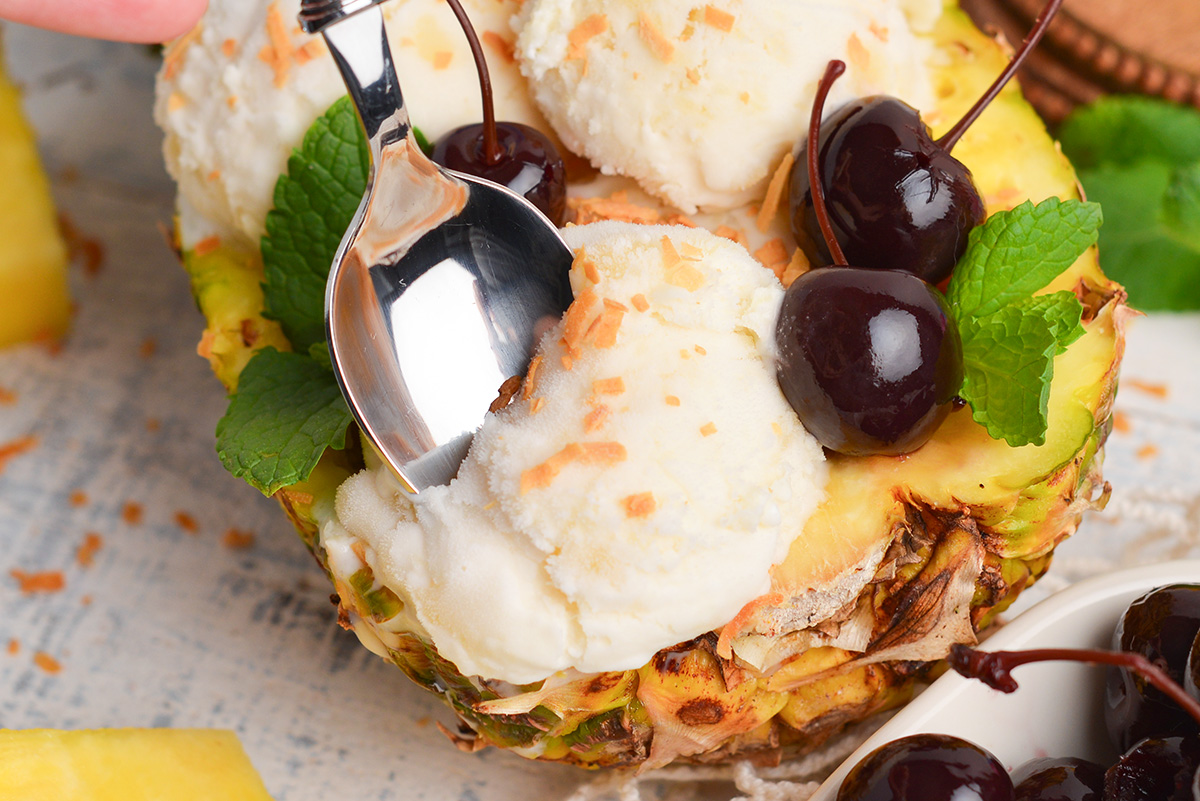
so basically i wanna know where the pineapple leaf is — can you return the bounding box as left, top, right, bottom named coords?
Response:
left=946, top=198, right=1102, bottom=320
left=261, top=97, right=368, bottom=353
left=959, top=311, right=1058, bottom=448
left=216, top=348, right=353, bottom=496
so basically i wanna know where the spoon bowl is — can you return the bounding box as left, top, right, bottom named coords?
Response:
left=300, top=0, right=574, bottom=494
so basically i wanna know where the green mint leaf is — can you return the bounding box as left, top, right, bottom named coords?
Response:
left=1163, top=162, right=1200, bottom=253
left=1059, top=96, right=1200, bottom=170
left=261, top=97, right=368, bottom=352
left=959, top=311, right=1058, bottom=448
left=1077, top=161, right=1200, bottom=310
left=1015, top=291, right=1085, bottom=355
left=216, top=348, right=354, bottom=495
left=946, top=198, right=1101, bottom=320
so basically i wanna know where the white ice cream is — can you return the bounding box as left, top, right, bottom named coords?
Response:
left=513, top=0, right=941, bottom=213
left=156, top=0, right=546, bottom=248
left=321, top=223, right=828, bottom=683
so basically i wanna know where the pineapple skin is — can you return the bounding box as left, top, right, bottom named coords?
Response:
left=0, top=41, right=71, bottom=349
left=178, top=2, right=1127, bottom=771
left=0, top=729, right=273, bottom=800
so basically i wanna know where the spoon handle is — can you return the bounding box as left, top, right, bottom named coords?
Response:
left=304, top=2, right=411, bottom=154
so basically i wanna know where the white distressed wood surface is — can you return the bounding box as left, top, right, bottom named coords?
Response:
left=0, top=23, right=1197, bottom=801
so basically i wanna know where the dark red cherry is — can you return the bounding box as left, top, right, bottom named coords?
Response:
left=789, top=0, right=1063, bottom=284
left=1104, top=735, right=1200, bottom=801
left=835, top=733, right=1015, bottom=801
left=1011, top=757, right=1105, bottom=801
left=774, top=60, right=962, bottom=456
left=1106, top=585, right=1200, bottom=752
left=431, top=0, right=567, bottom=225
left=789, top=96, right=985, bottom=284
left=432, top=121, right=566, bottom=225
left=775, top=266, right=962, bottom=455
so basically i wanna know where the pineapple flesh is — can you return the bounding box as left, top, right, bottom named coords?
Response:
left=0, top=41, right=70, bottom=348
left=0, top=729, right=273, bottom=800
left=176, top=3, right=1127, bottom=770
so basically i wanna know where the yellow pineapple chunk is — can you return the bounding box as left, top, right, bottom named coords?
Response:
left=0, top=729, right=273, bottom=800
left=0, top=46, right=70, bottom=348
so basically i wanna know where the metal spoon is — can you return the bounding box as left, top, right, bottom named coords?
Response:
left=298, top=0, right=574, bottom=494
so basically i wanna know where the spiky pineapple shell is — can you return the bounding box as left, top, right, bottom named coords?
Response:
left=181, top=3, right=1127, bottom=770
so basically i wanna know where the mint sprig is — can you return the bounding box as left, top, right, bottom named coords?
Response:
left=947, top=198, right=1101, bottom=448
left=261, top=96, right=368, bottom=352
left=217, top=348, right=354, bottom=496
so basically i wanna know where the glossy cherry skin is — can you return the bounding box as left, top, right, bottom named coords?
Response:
left=775, top=266, right=963, bottom=456
left=789, top=97, right=987, bottom=285
left=1104, top=735, right=1200, bottom=801
left=836, top=733, right=1015, bottom=801
left=1106, top=584, right=1200, bottom=752
left=1010, top=757, right=1105, bottom=801
left=1186, top=630, right=1200, bottom=703
left=431, top=121, right=567, bottom=226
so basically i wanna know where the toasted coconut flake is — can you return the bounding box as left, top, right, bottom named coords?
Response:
left=700, top=422, right=717, bottom=437
left=489, top=375, right=523, bottom=412
left=665, top=395, right=681, bottom=406
left=220, top=38, right=238, bottom=57
left=753, top=238, right=790, bottom=276
left=569, top=195, right=663, bottom=225
left=757, top=153, right=794, bottom=232
left=779, top=248, right=811, bottom=288
left=703, top=5, right=736, bottom=31
left=166, top=92, right=186, bottom=113
left=296, top=40, right=325, bottom=65
left=68, top=490, right=87, bottom=507
left=686, top=67, right=701, bottom=84
left=482, top=30, right=515, bottom=63
left=0, top=436, right=38, bottom=476
left=223, top=528, right=256, bottom=549
left=869, top=20, right=890, bottom=42
left=586, top=306, right=625, bottom=349
left=847, top=32, right=870, bottom=71
left=568, top=13, right=608, bottom=60
left=561, top=288, right=598, bottom=353
left=432, top=50, right=453, bottom=70
left=122, top=502, right=143, bottom=525
left=10, top=569, right=65, bottom=594
left=1112, top=410, right=1131, bottom=434
left=259, top=1, right=297, bottom=88
left=531, top=396, right=546, bottom=414
left=561, top=354, right=574, bottom=371
left=76, top=533, right=103, bottom=568
left=174, top=511, right=199, bottom=534
left=1127, top=379, right=1168, bottom=398
left=714, top=225, right=748, bottom=249
left=665, top=261, right=705, bottom=292
left=631, top=294, right=650, bottom=312
left=34, top=652, right=62, bottom=674
left=592, top=377, right=626, bottom=396
left=584, top=404, right=611, bottom=432
left=580, top=441, right=627, bottom=465
left=638, top=13, right=675, bottom=63
left=1137, top=444, right=1159, bottom=460
left=7, top=639, right=18, bottom=655
left=523, top=355, right=543, bottom=399
left=622, top=492, right=656, bottom=518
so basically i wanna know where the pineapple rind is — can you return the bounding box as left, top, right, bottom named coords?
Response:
left=176, top=0, right=1127, bottom=770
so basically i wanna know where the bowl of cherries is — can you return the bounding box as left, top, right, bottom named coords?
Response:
left=808, top=560, right=1200, bottom=801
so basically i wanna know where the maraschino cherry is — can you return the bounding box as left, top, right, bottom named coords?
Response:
left=775, top=61, right=963, bottom=457
left=431, top=0, right=567, bottom=225
left=789, top=0, right=1064, bottom=284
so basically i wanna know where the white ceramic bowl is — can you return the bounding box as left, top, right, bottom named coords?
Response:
left=809, top=560, right=1200, bottom=800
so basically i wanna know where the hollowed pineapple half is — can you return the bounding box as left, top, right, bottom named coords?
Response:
left=177, top=3, right=1126, bottom=770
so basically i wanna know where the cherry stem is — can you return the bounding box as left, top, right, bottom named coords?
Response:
left=444, top=0, right=501, bottom=165
left=809, top=60, right=848, bottom=267
left=935, top=0, right=1064, bottom=152
left=950, top=643, right=1200, bottom=729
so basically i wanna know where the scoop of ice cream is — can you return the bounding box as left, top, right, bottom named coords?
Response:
left=156, top=0, right=547, bottom=248
left=320, top=222, right=828, bottom=684
left=513, top=0, right=940, bottom=213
